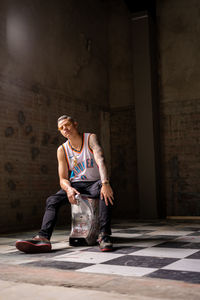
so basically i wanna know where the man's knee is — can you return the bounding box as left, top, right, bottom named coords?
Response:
left=46, top=190, right=68, bottom=208
left=46, top=196, right=55, bottom=208
left=90, top=180, right=101, bottom=198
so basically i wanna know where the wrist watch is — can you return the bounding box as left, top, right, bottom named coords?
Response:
left=102, top=180, right=110, bottom=185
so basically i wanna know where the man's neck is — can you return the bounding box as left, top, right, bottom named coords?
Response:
left=68, top=132, right=83, bottom=150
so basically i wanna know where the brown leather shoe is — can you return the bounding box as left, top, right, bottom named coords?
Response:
left=16, top=235, right=51, bottom=254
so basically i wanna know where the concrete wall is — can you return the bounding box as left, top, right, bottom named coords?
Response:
left=0, top=0, right=110, bottom=232
left=3, top=0, right=200, bottom=233
left=108, top=1, right=139, bottom=218
left=157, top=0, right=200, bottom=216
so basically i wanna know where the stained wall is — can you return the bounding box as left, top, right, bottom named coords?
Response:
left=108, top=1, right=139, bottom=218
left=0, top=0, right=110, bottom=232
left=157, top=0, right=200, bottom=216
left=2, top=0, right=199, bottom=234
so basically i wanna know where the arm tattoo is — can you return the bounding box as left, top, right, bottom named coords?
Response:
left=89, top=134, right=109, bottom=182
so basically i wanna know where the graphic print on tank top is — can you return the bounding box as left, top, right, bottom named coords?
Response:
left=62, top=133, right=100, bottom=182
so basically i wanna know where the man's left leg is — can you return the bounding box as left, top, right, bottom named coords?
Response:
left=98, top=193, right=113, bottom=251
left=72, top=180, right=113, bottom=251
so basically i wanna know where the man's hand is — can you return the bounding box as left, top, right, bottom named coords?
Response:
left=100, top=184, right=114, bottom=206
left=66, top=186, right=80, bottom=205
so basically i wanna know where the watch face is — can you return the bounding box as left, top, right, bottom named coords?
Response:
left=103, top=181, right=109, bottom=185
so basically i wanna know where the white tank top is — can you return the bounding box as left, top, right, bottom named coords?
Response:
left=62, top=133, right=100, bottom=182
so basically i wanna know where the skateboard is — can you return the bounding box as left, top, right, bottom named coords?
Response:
left=69, top=194, right=99, bottom=246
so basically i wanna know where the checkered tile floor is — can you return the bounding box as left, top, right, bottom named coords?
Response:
left=1, top=221, right=200, bottom=284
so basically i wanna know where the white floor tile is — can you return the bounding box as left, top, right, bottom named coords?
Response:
left=3, top=249, right=18, bottom=254
left=0, top=238, right=17, bottom=245
left=146, top=230, right=194, bottom=236
left=112, top=233, right=143, bottom=238
left=114, top=243, right=142, bottom=247
left=0, top=246, right=16, bottom=253
left=163, top=258, right=200, bottom=272
left=129, top=247, right=199, bottom=258
left=53, top=251, right=124, bottom=264
left=111, top=229, right=122, bottom=232
left=78, top=263, right=157, bottom=277
left=10, top=259, right=37, bottom=265
left=51, top=242, right=69, bottom=250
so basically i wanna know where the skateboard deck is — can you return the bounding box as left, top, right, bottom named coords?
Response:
left=69, top=194, right=99, bottom=246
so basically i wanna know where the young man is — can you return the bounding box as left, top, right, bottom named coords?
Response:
left=16, top=115, right=114, bottom=253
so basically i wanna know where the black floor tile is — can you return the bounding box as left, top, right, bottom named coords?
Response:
left=147, top=269, right=200, bottom=284
left=112, top=237, right=143, bottom=244
left=23, top=260, right=93, bottom=270
left=182, top=243, right=200, bottom=249
left=103, top=255, right=179, bottom=268
left=81, top=246, right=144, bottom=254
left=144, top=223, right=167, bottom=226
left=80, top=247, right=102, bottom=253
left=187, top=232, right=200, bottom=236
left=141, top=235, right=179, bottom=240
left=186, top=251, right=200, bottom=259
left=111, top=246, right=145, bottom=254
left=154, top=242, right=192, bottom=248
left=183, top=227, right=200, bottom=232
left=112, top=224, right=139, bottom=229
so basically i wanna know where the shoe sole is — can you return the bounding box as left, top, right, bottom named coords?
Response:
left=100, top=247, right=113, bottom=252
left=16, top=241, right=51, bottom=254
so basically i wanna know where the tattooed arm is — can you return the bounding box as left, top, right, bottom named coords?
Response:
left=57, top=146, right=79, bottom=204
left=89, top=134, right=114, bottom=206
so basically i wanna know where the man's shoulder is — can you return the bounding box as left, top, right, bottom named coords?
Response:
left=86, top=133, right=97, bottom=142
left=57, top=142, right=66, bottom=152
left=85, top=132, right=96, bottom=137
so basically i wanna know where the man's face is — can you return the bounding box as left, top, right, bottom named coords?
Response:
left=58, top=118, right=78, bottom=139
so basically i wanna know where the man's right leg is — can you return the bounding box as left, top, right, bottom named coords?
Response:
left=16, top=189, right=68, bottom=253
left=38, top=189, right=68, bottom=240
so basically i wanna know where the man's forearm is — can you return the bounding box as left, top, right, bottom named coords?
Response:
left=89, top=134, right=110, bottom=184
left=97, top=157, right=109, bottom=183
left=93, top=148, right=110, bottom=183
left=60, top=178, right=71, bottom=191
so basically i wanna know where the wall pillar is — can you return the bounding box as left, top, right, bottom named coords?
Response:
left=132, top=12, right=160, bottom=218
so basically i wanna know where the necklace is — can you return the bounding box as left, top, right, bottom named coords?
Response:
left=72, top=156, right=78, bottom=167
left=69, top=134, right=83, bottom=168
